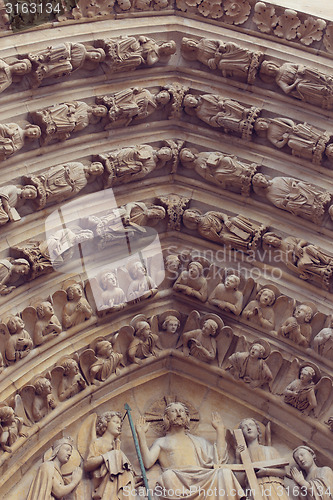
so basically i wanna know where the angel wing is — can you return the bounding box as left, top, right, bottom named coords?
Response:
left=51, top=290, right=68, bottom=325
left=13, top=394, right=31, bottom=427
left=240, top=277, right=255, bottom=310
left=79, top=349, right=98, bottom=385
left=50, top=366, right=65, bottom=402
left=273, top=358, right=300, bottom=396
left=234, top=335, right=249, bottom=355
left=117, top=267, right=132, bottom=298
left=77, top=413, right=97, bottom=460
left=216, top=326, right=234, bottom=367
left=265, top=351, right=284, bottom=392
left=0, top=322, right=9, bottom=364
left=206, top=264, right=224, bottom=297
left=313, top=376, right=333, bottom=418
left=310, top=312, right=327, bottom=344
left=146, top=253, right=164, bottom=290
left=273, top=295, right=296, bottom=334
left=113, top=326, right=135, bottom=365
left=84, top=278, right=99, bottom=314
left=21, top=307, right=37, bottom=338
left=176, top=310, right=200, bottom=349
left=19, top=385, right=36, bottom=423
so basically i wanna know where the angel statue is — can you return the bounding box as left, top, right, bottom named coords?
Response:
left=79, top=338, right=123, bottom=384
left=179, top=310, right=232, bottom=365
left=126, top=260, right=158, bottom=302
left=19, top=376, right=56, bottom=423
left=114, top=315, right=158, bottom=366
left=22, top=301, right=62, bottom=346
left=87, top=269, right=126, bottom=314
left=313, top=315, right=333, bottom=360
left=50, top=356, right=86, bottom=402
left=151, top=310, right=181, bottom=350
left=173, top=260, right=208, bottom=302
left=283, top=364, right=320, bottom=416
left=226, top=339, right=273, bottom=389
left=60, top=282, right=93, bottom=329
left=208, top=274, right=244, bottom=316
left=278, top=302, right=315, bottom=347
left=78, top=411, right=136, bottom=499
left=0, top=404, right=25, bottom=453
left=0, top=315, right=33, bottom=364
left=27, top=436, right=82, bottom=500
left=236, top=418, right=289, bottom=500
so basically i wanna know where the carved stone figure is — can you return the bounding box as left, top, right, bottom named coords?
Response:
left=84, top=339, right=123, bottom=382
left=278, top=303, right=314, bottom=347
left=62, top=283, right=93, bottom=328
left=183, top=93, right=260, bottom=139
left=21, top=376, right=56, bottom=422
left=0, top=184, right=37, bottom=225
left=27, top=161, right=104, bottom=208
left=27, top=437, right=82, bottom=499
left=313, top=317, right=333, bottom=360
left=227, top=341, right=273, bottom=388
left=173, top=260, right=208, bottom=302
left=0, top=58, right=32, bottom=93
left=79, top=411, right=135, bottom=499
left=98, top=35, right=176, bottom=74
left=181, top=37, right=263, bottom=83
left=0, top=405, right=24, bottom=453
left=97, top=270, right=126, bottom=311
left=28, top=42, right=105, bottom=87
left=262, top=233, right=333, bottom=290
left=126, top=261, right=158, bottom=302
left=179, top=147, right=257, bottom=195
left=242, top=288, right=276, bottom=330
left=237, top=418, right=288, bottom=500
left=252, top=173, right=331, bottom=223
left=157, top=313, right=180, bottom=349
left=183, top=208, right=266, bottom=253
left=254, top=117, right=330, bottom=164
left=30, top=101, right=107, bottom=145
left=181, top=316, right=223, bottom=363
left=0, top=258, right=30, bottom=295
left=55, top=357, right=86, bottom=401
left=97, top=87, right=171, bottom=128
left=100, top=143, right=173, bottom=187
left=284, top=365, right=319, bottom=415
left=135, top=402, right=245, bottom=500
left=127, top=317, right=158, bottom=364
left=3, top=315, right=33, bottom=364
left=260, top=60, right=333, bottom=110
left=208, top=274, right=243, bottom=315
left=33, top=301, right=62, bottom=346
left=0, top=123, right=41, bottom=161
left=291, top=446, right=333, bottom=499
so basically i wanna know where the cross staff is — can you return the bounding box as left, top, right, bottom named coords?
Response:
left=124, top=403, right=153, bottom=500
left=215, top=429, right=289, bottom=500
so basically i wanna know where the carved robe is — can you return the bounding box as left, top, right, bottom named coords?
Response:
left=86, top=439, right=135, bottom=499
left=27, top=461, right=64, bottom=500
left=303, top=466, right=333, bottom=500
left=155, top=433, right=245, bottom=500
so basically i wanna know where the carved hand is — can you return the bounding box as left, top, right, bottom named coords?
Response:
left=211, top=411, right=224, bottom=431
left=290, top=466, right=305, bottom=485
left=136, top=416, right=149, bottom=435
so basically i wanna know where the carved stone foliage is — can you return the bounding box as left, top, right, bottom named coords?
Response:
left=180, top=147, right=257, bottom=195
left=96, top=87, right=171, bottom=129
left=181, top=37, right=263, bottom=84
left=27, top=436, right=82, bottom=498
left=259, top=60, right=333, bottom=110
left=182, top=207, right=267, bottom=253
left=252, top=173, right=332, bottom=224
left=183, top=93, right=260, bottom=140
left=30, top=101, right=107, bottom=146
left=0, top=123, right=41, bottom=161
left=157, top=193, right=189, bottom=231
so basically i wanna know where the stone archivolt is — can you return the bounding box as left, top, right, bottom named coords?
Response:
left=1, top=11, right=333, bottom=500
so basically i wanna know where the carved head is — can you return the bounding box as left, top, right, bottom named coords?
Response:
left=225, top=275, right=240, bottom=290
left=12, top=59, right=32, bottom=75
left=61, top=358, right=79, bottom=376
left=162, top=315, right=180, bottom=333
left=95, top=340, right=113, bottom=358
left=157, top=147, right=173, bottom=162
left=21, top=185, right=38, bottom=200
left=183, top=94, right=199, bottom=109
left=36, top=301, right=54, bottom=319
left=0, top=406, right=15, bottom=425
left=165, top=254, right=181, bottom=273
left=257, top=288, right=275, bottom=307
left=262, top=232, right=282, bottom=249
left=88, top=162, right=104, bottom=176
left=159, top=41, right=176, bottom=57
left=100, top=271, right=118, bottom=290
left=326, top=143, right=333, bottom=161
left=96, top=411, right=122, bottom=436
left=24, top=125, right=41, bottom=140
left=147, top=205, right=166, bottom=221
left=294, top=304, right=313, bottom=324
left=34, top=377, right=52, bottom=396
left=249, top=343, right=265, bottom=359
left=50, top=437, right=74, bottom=463
left=117, top=0, right=131, bottom=9
left=293, top=446, right=316, bottom=471
left=155, top=90, right=171, bottom=106
left=86, top=47, right=106, bottom=62
left=188, top=261, right=203, bottom=279
left=7, top=316, right=25, bottom=334
left=299, top=366, right=315, bottom=383
left=260, top=60, right=279, bottom=77
left=254, top=118, right=269, bottom=135
left=202, top=319, right=218, bottom=337
left=135, top=321, right=151, bottom=339
left=127, top=261, right=146, bottom=279
left=252, top=173, right=271, bottom=189
left=183, top=209, right=201, bottom=230
left=181, top=38, right=199, bottom=60
left=163, top=402, right=190, bottom=431
left=179, top=148, right=196, bottom=166
left=90, top=105, right=108, bottom=118
left=238, top=418, right=261, bottom=443
left=66, top=284, right=83, bottom=301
